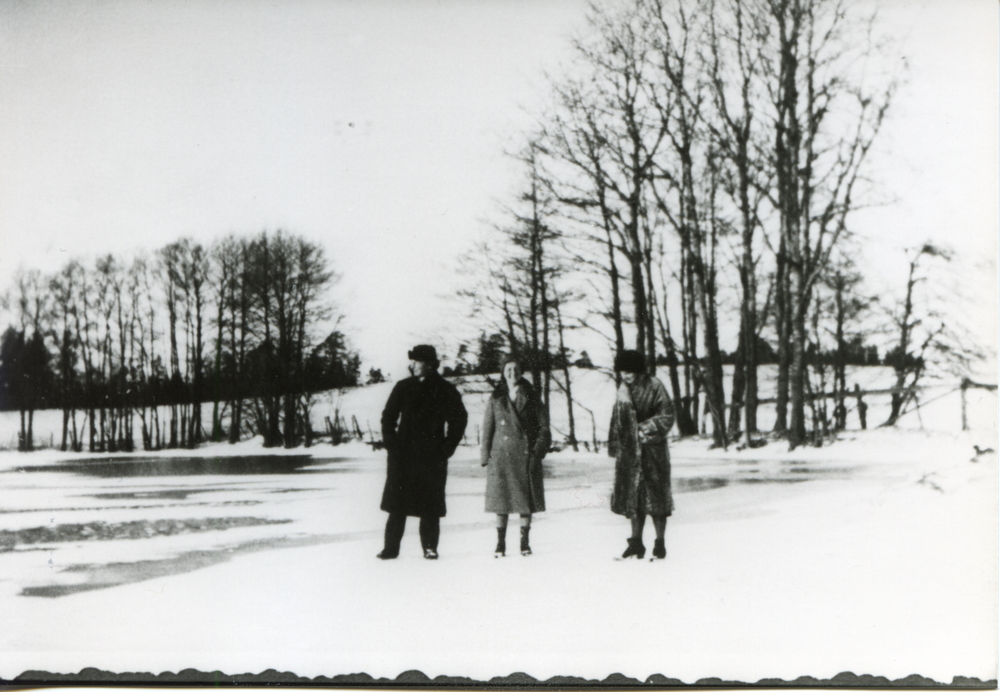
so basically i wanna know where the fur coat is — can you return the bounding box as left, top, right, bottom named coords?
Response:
left=608, top=375, right=675, bottom=517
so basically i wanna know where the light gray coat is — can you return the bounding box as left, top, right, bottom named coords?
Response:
left=481, top=379, right=551, bottom=514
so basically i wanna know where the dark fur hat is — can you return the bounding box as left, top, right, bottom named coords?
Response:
left=408, top=344, right=439, bottom=363
left=614, top=349, right=646, bottom=374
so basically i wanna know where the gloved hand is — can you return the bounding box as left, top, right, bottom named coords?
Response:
left=637, top=419, right=659, bottom=444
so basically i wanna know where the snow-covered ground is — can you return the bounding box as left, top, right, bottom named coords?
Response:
left=0, top=370, right=997, bottom=683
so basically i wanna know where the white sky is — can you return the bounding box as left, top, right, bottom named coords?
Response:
left=0, top=0, right=996, bottom=380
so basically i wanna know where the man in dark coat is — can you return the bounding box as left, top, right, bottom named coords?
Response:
left=378, top=344, right=468, bottom=560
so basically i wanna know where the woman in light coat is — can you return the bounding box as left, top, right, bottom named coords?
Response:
left=480, top=357, right=551, bottom=556
left=608, top=349, right=675, bottom=559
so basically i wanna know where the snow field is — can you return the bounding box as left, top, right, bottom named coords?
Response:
left=0, top=361, right=996, bottom=682
left=2, top=427, right=997, bottom=682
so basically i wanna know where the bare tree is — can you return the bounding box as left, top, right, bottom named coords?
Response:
left=702, top=0, right=772, bottom=440
left=49, top=263, right=81, bottom=450
left=761, top=0, right=895, bottom=447
left=12, top=269, right=51, bottom=450
left=158, top=241, right=185, bottom=448
left=882, top=243, right=953, bottom=426
left=538, top=1, right=668, bottom=368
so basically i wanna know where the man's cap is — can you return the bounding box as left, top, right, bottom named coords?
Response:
left=614, top=349, right=646, bottom=374
left=408, top=344, right=439, bottom=363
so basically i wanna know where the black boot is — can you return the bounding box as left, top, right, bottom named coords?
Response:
left=520, top=526, right=532, bottom=556
left=419, top=516, right=440, bottom=559
left=377, top=514, right=405, bottom=559
left=653, top=538, right=666, bottom=559
left=495, top=527, right=506, bottom=557
left=419, top=516, right=439, bottom=553
left=621, top=537, right=646, bottom=559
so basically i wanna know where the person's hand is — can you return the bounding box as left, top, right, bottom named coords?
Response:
left=637, top=420, right=657, bottom=444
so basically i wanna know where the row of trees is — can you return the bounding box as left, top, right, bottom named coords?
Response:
left=461, top=0, right=970, bottom=449
left=0, top=231, right=359, bottom=452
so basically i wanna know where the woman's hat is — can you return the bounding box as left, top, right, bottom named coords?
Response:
left=408, top=344, right=439, bottom=363
left=614, top=349, right=646, bottom=374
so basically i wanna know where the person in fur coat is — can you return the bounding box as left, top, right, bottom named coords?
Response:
left=480, top=356, right=551, bottom=556
left=608, top=349, right=675, bottom=559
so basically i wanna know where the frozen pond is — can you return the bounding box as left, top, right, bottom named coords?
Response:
left=1, top=432, right=995, bottom=684
left=11, top=454, right=320, bottom=477
left=0, top=447, right=861, bottom=599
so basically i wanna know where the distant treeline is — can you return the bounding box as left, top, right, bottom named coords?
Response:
left=446, top=331, right=883, bottom=379
left=0, top=231, right=359, bottom=452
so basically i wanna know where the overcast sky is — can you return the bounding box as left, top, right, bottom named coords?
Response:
left=0, top=0, right=996, bottom=379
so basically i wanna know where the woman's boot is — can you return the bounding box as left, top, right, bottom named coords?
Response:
left=520, top=526, right=532, bottom=556
left=653, top=538, right=666, bottom=559
left=621, top=537, right=646, bottom=559
left=495, top=527, right=506, bottom=557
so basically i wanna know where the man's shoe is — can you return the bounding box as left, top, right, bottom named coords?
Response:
left=376, top=550, right=398, bottom=560
left=423, top=548, right=439, bottom=560
left=621, top=538, right=645, bottom=559
left=652, top=538, right=666, bottom=559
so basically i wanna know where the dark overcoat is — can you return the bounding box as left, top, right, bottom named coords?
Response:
left=481, top=379, right=551, bottom=514
left=608, top=374, right=675, bottom=517
left=380, top=372, right=468, bottom=517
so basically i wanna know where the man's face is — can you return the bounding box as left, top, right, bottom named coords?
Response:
left=622, top=371, right=639, bottom=385
left=410, top=359, right=431, bottom=378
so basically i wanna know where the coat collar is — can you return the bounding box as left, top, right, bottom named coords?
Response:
left=625, top=373, right=650, bottom=391
left=495, top=378, right=534, bottom=431
left=412, top=371, right=443, bottom=386
left=493, top=377, right=534, bottom=402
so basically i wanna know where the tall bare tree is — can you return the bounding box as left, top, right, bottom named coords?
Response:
left=761, top=0, right=894, bottom=447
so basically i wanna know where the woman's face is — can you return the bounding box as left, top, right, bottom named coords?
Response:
left=622, top=371, right=639, bottom=385
left=503, top=361, right=521, bottom=389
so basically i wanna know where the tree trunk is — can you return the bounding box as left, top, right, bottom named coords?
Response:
left=603, top=224, right=625, bottom=357
left=61, top=408, right=69, bottom=452
left=658, top=309, right=696, bottom=436
left=284, top=391, right=297, bottom=448
left=787, top=274, right=808, bottom=448
left=555, top=305, right=578, bottom=452
left=833, top=280, right=847, bottom=431
left=773, top=237, right=790, bottom=433
left=71, top=408, right=79, bottom=452
left=728, top=338, right=745, bottom=437
left=231, top=399, right=243, bottom=444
